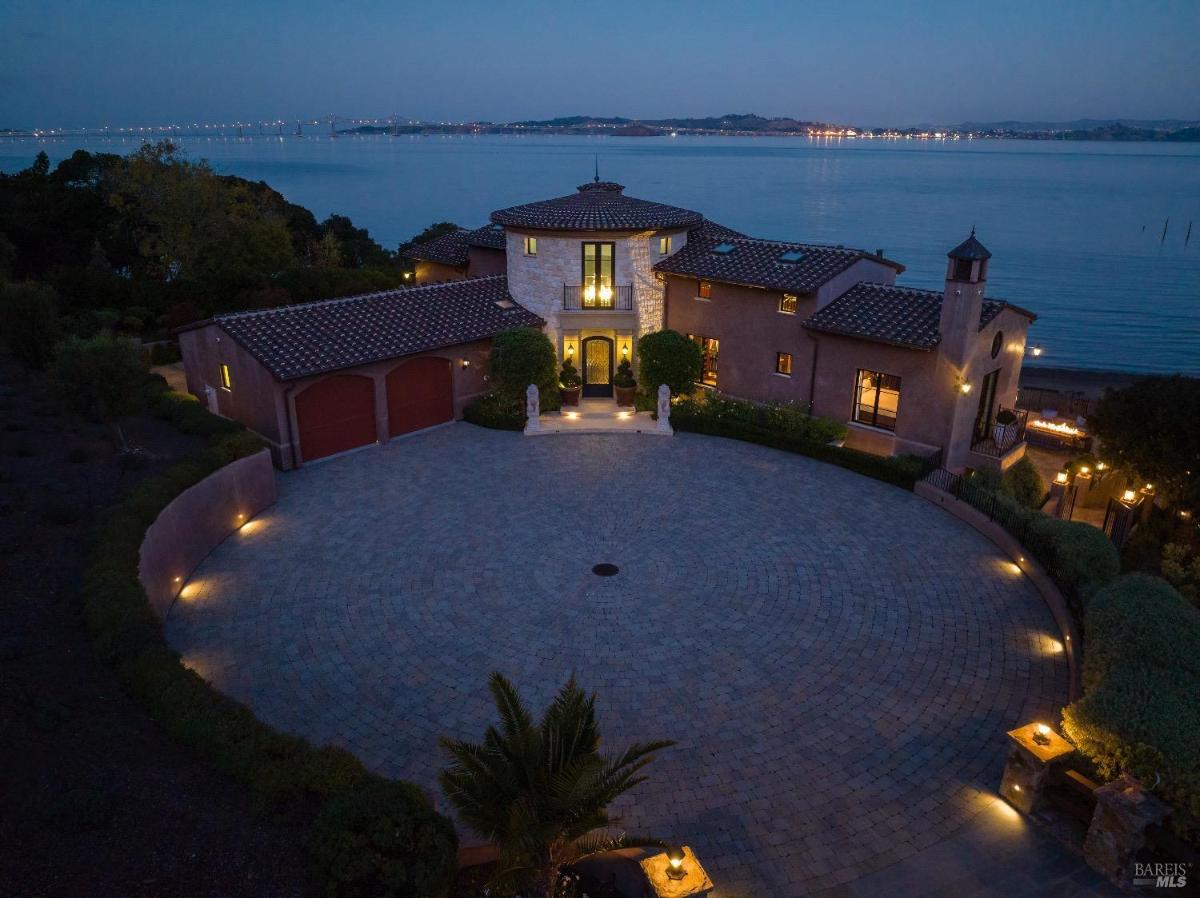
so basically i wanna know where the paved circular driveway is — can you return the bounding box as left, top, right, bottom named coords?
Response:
left=167, top=426, right=1068, bottom=896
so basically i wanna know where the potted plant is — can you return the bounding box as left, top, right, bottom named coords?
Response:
left=559, top=358, right=582, bottom=406
left=993, top=408, right=1018, bottom=447
left=614, top=358, right=637, bottom=407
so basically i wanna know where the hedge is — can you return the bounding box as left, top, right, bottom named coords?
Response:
left=670, top=398, right=924, bottom=490
left=1062, top=575, right=1200, bottom=824
left=84, top=378, right=457, bottom=893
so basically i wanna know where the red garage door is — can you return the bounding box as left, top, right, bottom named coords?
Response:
left=295, top=374, right=377, bottom=463
left=386, top=357, right=454, bottom=438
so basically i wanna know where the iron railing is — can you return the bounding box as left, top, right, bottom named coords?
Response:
left=970, top=407, right=1028, bottom=457
left=1016, top=386, right=1095, bottom=420
left=562, top=284, right=633, bottom=311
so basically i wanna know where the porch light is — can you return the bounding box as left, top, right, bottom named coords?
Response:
left=621, top=343, right=629, bottom=358
left=1054, top=472, right=1068, bottom=484
left=665, top=846, right=686, bottom=881
left=566, top=345, right=575, bottom=357
left=959, top=381, right=972, bottom=395
left=461, top=358, right=471, bottom=369
left=1122, top=489, right=1137, bottom=503
left=173, top=576, right=182, bottom=584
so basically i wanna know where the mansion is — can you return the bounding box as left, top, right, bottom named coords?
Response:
left=180, top=179, right=1035, bottom=472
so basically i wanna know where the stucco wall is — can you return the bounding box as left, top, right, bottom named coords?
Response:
left=414, top=260, right=467, bottom=284
left=466, top=246, right=506, bottom=278
left=139, top=449, right=277, bottom=620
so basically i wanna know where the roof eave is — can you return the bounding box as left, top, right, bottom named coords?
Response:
left=802, top=323, right=939, bottom=352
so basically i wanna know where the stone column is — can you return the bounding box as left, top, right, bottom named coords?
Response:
left=1083, top=773, right=1168, bottom=887
left=524, top=384, right=541, bottom=435
left=1138, top=484, right=1156, bottom=525
left=999, top=723, right=1074, bottom=815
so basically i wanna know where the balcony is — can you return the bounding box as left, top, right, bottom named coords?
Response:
left=562, top=284, right=633, bottom=311
left=970, top=407, right=1028, bottom=458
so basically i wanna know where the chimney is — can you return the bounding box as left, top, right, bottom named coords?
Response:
left=940, top=229, right=991, bottom=366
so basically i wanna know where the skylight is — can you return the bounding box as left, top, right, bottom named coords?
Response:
left=778, top=250, right=805, bottom=263
left=712, top=242, right=735, bottom=254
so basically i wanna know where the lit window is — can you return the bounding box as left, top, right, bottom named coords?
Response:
left=779, top=293, right=797, bottom=314
left=524, top=236, right=537, bottom=256
left=219, top=363, right=232, bottom=390
left=698, top=280, right=712, bottom=300
left=775, top=352, right=793, bottom=376
left=854, top=369, right=901, bottom=431
left=687, top=334, right=720, bottom=386
left=659, top=236, right=672, bottom=255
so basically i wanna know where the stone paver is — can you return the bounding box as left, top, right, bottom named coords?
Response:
left=167, top=426, right=1076, bottom=897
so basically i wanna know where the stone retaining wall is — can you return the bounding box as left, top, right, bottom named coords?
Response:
left=915, top=480, right=1081, bottom=699
left=139, top=449, right=277, bottom=619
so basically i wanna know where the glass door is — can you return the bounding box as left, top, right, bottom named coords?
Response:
left=582, top=337, right=613, bottom=397
left=581, top=242, right=615, bottom=308
left=973, top=369, right=1000, bottom=444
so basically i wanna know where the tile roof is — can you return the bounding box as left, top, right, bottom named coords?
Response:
left=948, top=229, right=992, bottom=261
left=653, top=233, right=894, bottom=293
left=802, top=283, right=1034, bottom=350
left=490, top=180, right=704, bottom=231
left=403, top=223, right=507, bottom=266
left=214, top=276, right=542, bottom=380
left=688, top=218, right=745, bottom=241
left=403, top=229, right=472, bottom=266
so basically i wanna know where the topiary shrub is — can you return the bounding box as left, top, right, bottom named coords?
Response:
left=489, top=328, right=557, bottom=400
left=636, top=330, right=701, bottom=398
left=462, top=391, right=524, bottom=430
left=309, top=779, right=458, bottom=898
left=1001, top=455, right=1045, bottom=508
left=1062, top=574, right=1200, bottom=821
left=559, top=358, right=582, bottom=389
left=613, top=358, right=635, bottom=389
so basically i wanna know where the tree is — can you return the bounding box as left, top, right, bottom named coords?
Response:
left=1089, top=376, right=1200, bottom=509
left=440, top=673, right=673, bottom=898
left=53, top=331, right=148, bottom=448
left=397, top=221, right=461, bottom=258
left=637, top=329, right=702, bottom=397
left=313, top=230, right=344, bottom=269
left=489, top=328, right=558, bottom=399
left=0, top=282, right=62, bottom=369
left=1001, top=455, right=1046, bottom=508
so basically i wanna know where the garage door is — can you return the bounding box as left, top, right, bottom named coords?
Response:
left=295, top=374, right=377, bottom=463
left=386, top=357, right=454, bottom=438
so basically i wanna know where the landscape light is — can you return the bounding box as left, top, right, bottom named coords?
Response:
left=1055, top=472, right=1068, bottom=484
left=1144, top=483, right=1153, bottom=491
left=1079, top=465, right=1089, bottom=475
left=665, top=846, right=686, bottom=881
left=1122, top=489, right=1137, bottom=502
left=1033, top=723, right=1052, bottom=746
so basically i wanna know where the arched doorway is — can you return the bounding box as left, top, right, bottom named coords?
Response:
left=295, top=374, right=377, bottom=463
left=386, top=357, right=454, bottom=438
left=581, top=336, right=613, bottom=398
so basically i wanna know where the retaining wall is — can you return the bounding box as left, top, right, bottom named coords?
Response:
left=139, top=449, right=277, bottom=619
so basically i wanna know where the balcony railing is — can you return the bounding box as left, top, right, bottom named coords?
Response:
left=562, top=284, right=633, bottom=311
left=970, top=407, right=1029, bottom=457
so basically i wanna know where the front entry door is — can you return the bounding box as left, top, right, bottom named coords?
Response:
left=582, top=337, right=613, bottom=397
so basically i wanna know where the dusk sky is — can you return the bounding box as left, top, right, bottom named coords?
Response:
left=2, top=0, right=1198, bottom=129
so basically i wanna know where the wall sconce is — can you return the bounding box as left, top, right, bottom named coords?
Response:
left=173, top=576, right=182, bottom=584
left=1054, top=471, right=1068, bottom=484
left=566, top=345, right=575, bottom=358
left=461, top=358, right=471, bottom=369
left=665, top=846, right=686, bottom=881
left=621, top=343, right=629, bottom=358
left=403, top=271, right=412, bottom=280
left=1030, top=345, right=1043, bottom=357
left=958, top=379, right=972, bottom=395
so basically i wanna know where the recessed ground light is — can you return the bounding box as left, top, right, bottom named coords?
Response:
left=592, top=563, right=619, bottom=577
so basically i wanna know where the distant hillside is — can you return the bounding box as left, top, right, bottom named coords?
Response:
left=958, top=118, right=1200, bottom=131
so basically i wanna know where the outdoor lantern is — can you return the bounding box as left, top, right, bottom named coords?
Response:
left=959, top=380, right=972, bottom=395
left=621, top=343, right=629, bottom=358
left=1144, top=483, right=1154, bottom=491
left=1096, top=461, right=1107, bottom=471
left=403, top=271, right=412, bottom=280
left=1033, top=723, right=1052, bottom=746
left=665, top=846, right=686, bottom=881
left=567, top=345, right=575, bottom=357
left=1055, top=472, right=1068, bottom=484
left=1031, top=345, right=1044, bottom=357
left=1079, top=465, right=1090, bottom=475
left=1123, top=489, right=1137, bottom=503
left=461, top=358, right=471, bottom=369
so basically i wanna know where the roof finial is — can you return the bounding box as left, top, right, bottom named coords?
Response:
left=970, top=224, right=976, bottom=237
left=594, top=155, right=599, bottom=183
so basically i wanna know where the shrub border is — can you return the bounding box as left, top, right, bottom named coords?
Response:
left=83, top=380, right=456, bottom=885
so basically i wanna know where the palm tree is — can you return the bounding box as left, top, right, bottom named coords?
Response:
left=440, top=672, right=675, bottom=898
